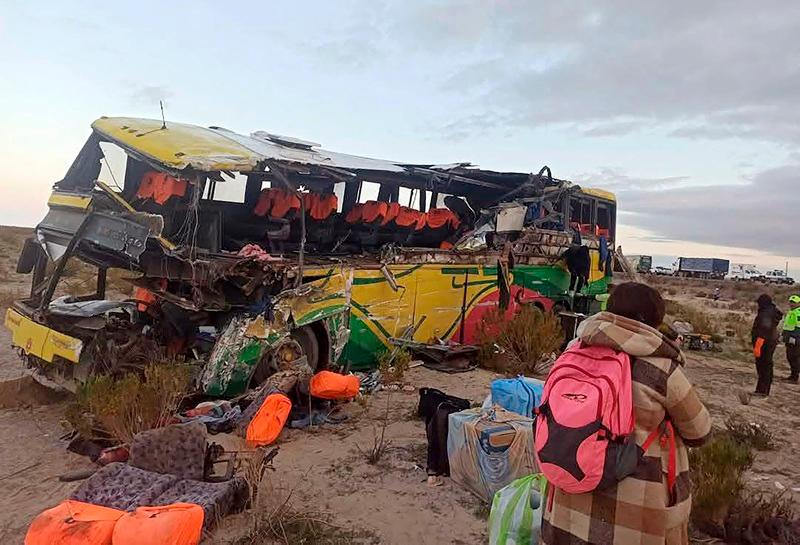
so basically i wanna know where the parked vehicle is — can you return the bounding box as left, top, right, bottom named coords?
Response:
left=727, top=263, right=764, bottom=282
left=676, top=257, right=729, bottom=279
left=654, top=266, right=673, bottom=276
left=765, top=269, right=795, bottom=285
left=625, top=255, right=652, bottom=274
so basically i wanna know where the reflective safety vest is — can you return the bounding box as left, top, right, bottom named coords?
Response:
left=784, top=307, right=800, bottom=333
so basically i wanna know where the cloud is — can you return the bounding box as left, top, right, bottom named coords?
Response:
left=587, top=164, right=800, bottom=257
left=379, top=1, right=800, bottom=145
left=129, top=85, right=172, bottom=108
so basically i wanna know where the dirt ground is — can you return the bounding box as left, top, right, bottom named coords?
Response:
left=1, top=226, right=799, bottom=543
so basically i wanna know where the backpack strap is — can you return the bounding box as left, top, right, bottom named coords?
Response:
left=642, top=420, right=678, bottom=501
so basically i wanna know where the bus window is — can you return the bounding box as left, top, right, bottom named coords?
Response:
left=399, top=187, right=430, bottom=210
left=207, top=172, right=248, bottom=203
left=596, top=203, right=611, bottom=237
left=358, top=181, right=380, bottom=203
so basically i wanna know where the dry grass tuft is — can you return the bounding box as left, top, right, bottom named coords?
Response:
left=377, top=347, right=411, bottom=384
left=689, top=433, right=755, bottom=532
left=357, top=395, right=392, bottom=465
left=65, top=363, right=192, bottom=444
left=232, top=507, right=380, bottom=545
left=477, top=305, right=564, bottom=376
left=724, top=414, right=776, bottom=451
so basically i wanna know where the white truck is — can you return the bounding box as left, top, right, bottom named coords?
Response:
left=727, top=263, right=764, bottom=281
left=764, top=269, right=795, bottom=285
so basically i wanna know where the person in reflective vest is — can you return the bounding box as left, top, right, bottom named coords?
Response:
left=782, top=294, right=800, bottom=384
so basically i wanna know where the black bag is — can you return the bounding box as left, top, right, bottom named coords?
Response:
left=417, top=388, right=470, bottom=421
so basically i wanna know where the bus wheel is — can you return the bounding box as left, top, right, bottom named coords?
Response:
left=290, top=326, right=320, bottom=371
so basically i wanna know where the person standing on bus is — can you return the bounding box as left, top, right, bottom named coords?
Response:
left=782, top=294, right=800, bottom=384
left=751, top=294, right=783, bottom=396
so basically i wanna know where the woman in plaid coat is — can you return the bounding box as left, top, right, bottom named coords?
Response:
left=541, top=282, right=711, bottom=545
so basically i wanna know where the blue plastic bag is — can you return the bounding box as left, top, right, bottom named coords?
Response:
left=490, top=377, right=543, bottom=417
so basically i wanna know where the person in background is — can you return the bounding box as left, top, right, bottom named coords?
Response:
left=541, top=282, right=711, bottom=545
left=713, top=286, right=721, bottom=301
left=751, top=294, right=783, bottom=396
left=782, top=294, right=800, bottom=384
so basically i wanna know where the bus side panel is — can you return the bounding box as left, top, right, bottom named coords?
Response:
left=341, top=265, right=418, bottom=369
left=411, top=265, right=497, bottom=346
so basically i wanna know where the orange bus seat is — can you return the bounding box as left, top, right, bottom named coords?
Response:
left=345, top=203, right=364, bottom=224
left=426, top=208, right=460, bottom=229
left=381, top=202, right=401, bottom=225
left=395, top=207, right=422, bottom=228
left=305, top=193, right=338, bottom=220
left=269, top=189, right=301, bottom=219
left=252, top=188, right=274, bottom=217
left=134, top=287, right=157, bottom=312
left=361, top=201, right=388, bottom=224
left=137, top=172, right=188, bottom=205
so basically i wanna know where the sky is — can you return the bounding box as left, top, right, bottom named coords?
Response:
left=1, top=1, right=798, bottom=276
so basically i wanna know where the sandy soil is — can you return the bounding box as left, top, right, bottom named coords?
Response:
left=1, top=227, right=799, bottom=543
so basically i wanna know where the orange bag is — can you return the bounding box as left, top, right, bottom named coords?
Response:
left=310, top=371, right=360, bottom=400
left=246, top=393, right=292, bottom=446
left=25, top=500, right=124, bottom=545
left=112, top=503, right=203, bottom=545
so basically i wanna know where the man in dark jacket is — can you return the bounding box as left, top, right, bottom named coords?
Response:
left=751, top=294, right=783, bottom=396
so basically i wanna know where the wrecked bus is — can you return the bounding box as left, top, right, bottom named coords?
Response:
left=4, top=117, right=615, bottom=396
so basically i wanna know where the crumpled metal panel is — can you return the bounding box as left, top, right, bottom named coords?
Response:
left=199, top=266, right=354, bottom=398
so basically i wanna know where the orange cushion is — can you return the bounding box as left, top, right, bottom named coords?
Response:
left=112, top=503, right=203, bottom=545
left=246, top=393, right=292, bottom=447
left=310, top=371, right=360, bottom=400
left=25, top=500, right=124, bottom=545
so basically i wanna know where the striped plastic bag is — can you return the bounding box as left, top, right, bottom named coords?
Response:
left=488, top=473, right=547, bottom=545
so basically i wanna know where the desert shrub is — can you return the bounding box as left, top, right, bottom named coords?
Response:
left=724, top=415, right=776, bottom=451
left=233, top=505, right=379, bottom=545
left=476, top=305, right=564, bottom=376
left=65, top=363, right=191, bottom=444
left=377, top=347, right=411, bottom=383
left=689, top=433, right=755, bottom=530
left=664, top=299, right=716, bottom=335
left=724, top=490, right=797, bottom=544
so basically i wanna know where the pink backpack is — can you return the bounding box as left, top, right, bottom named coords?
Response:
left=534, top=342, right=639, bottom=494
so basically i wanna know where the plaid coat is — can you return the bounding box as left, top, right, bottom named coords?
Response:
left=541, top=312, right=711, bottom=545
